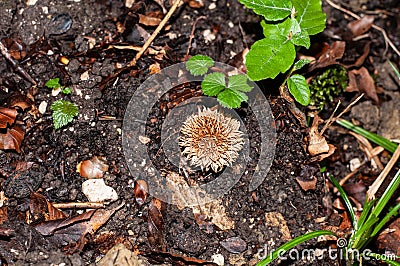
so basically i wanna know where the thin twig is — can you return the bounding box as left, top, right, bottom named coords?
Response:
left=333, top=162, right=365, bottom=194
left=325, top=0, right=400, bottom=57
left=127, top=0, right=182, bottom=67
left=367, top=144, right=400, bottom=200
left=0, top=41, right=37, bottom=85
left=52, top=202, right=105, bottom=209
left=184, top=16, right=206, bottom=60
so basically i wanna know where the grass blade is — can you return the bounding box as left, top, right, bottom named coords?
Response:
left=336, top=119, right=398, bottom=153
left=388, top=60, right=400, bottom=80
left=356, top=198, right=376, bottom=231
left=330, top=175, right=358, bottom=230
left=257, top=230, right=336, bottom=266
left=370, top=169, right=400, bottom=223
left=371, top=202, right=400, bottom=237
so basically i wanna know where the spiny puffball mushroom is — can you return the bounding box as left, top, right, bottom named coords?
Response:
left=179, top=107, right=244, bottom=172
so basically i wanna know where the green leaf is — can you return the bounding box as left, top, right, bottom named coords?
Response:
left=292, top=0, right=326, bottom=35
left=201, top=72, right=226, bottom=96
left=62, top=87, right=72, bottom=95
left=217, top=89, right=247, bottom=109
left=228, top=74, right=253, bottom=92
left=336, top=119, right=398, bottom=153
left=51, top=100, right=79, bottom=130
left=186, top=55, right=214, bottom=76
left=330, top=175, right=358, bottom=231
left=292, top=29, right=310, bottom=48
left=388, top=60, right=400, bottom=80
left=246, top=20, right=296, bottom=80
left=293, top=59, right=311, bottom=71
left=45, top=78, right=61, bottom=89
left=287, top=74, right=310, bottom=105
left=238, top=0, right=292, bottom=21
left=257, top=230, right=336, bottom=266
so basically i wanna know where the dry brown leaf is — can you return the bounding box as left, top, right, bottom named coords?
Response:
left=35, top=203, right=123, bottom=249
left=138, top=14, right=161, bottom=26
left=0, top=124, right=25, bottom=153
left=0, top=107, right=17, bottom=128
left=0, top=206, right=8, bottom=225
left=147, top=198, right=166, bottom=251
left=265, top=212, right=291, bottom=241
left=29, top=192, right=67, bottom=223
left=343, top=42, right=370, bottom=68
left=133, top=179, right=148, bottom=206
left=309, top=41, right=346, bottom=71
left=346, top=67, right=378, bottom=104
left=77, top=156, right=109, bottom=179
left=348, top=15, right=374, bottom=37
left=1, top=37, right=27, bottom=60
left=308, top=116, right=329, bottom=156
left=296, top=176, right=317, bottom=191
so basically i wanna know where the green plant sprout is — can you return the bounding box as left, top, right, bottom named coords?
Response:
left=239, top=0, right=326, bottom=106
left=258, top=124, right=400, bottom=265
left=45, top=77, right=72, bottom=95
left=310, top=66, right=348, bottom=110
left=185, top=55, right=253, bottom=108
left=45, top=78, right=78, bottom=130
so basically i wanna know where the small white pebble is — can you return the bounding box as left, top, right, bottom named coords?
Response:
left=209, top=2, right=216, bottom=9
left=69, top=127, right=74, bottom=132
left=38, top=101, right=47, bottom=114
left=80, top=71, right=90, bottom=81
left=91, top=122, right=96, bottom=127
left=211, top=254, right=224, bottom=266
left=26, top=0, right=38, bottom=5
left=228, top=21, right=234, bottom=28
left=117, top=128, right=122, bottom=135
left=349, top=158, right=361, bottom=172
left=84, top=95, right=90, bottom=100
left=139, top=135, right=150, bottom=144
left=84, top=114, right=89, bottom=120
left=226, top=39, right=233, bottom=44
left=52, top=87, right=61, bottom=97
left=41, top=6, right=48, bottom=14
left=202, top=29, right=216, bottom=43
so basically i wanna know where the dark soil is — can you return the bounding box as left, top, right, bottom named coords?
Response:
left=0, top=0, right=399, bottom=265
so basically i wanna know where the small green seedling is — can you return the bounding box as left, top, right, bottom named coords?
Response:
left=45, top=78, right=72, bottom=95
left=50, top=100, right=79, bottom=130
left=239, top=0, right=327, bottom=106
left=45, top=78, right=78, bottom=129
left=186, top=55, right=253, bottom=109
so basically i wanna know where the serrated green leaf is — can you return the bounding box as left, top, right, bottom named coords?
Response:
left=202, top=72, right=226, bottom=96
left=51, top=100, right=79, bottom=130
left=186, top=55, right=214, bottom=76
left=246, top=19, right=296, bottom=80
left=228, top=74, right=253, bottom=92
left=62, top=87, right=72, bottom=95
left=292, top=28, right=310, bottom=48
left=217, top=89, right=247, bottom=109
left=292, top=0, right=326, bottom=35
left=239, top=0, right=292, bottom=21
left=287, top=74, right=310, bottom=106
left=45, top=78, right=61, bottom=89
left=294, top=59, right=311, bottom=71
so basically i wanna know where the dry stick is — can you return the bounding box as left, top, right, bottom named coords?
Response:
left=127, top=0, right=182, bottom=67
left=52, top=202, right=105, bottom=209
left=325, top=0, right=400, bottom=57
left=0, top=41, right=37, bottom=85
left=349, top=131, right=384, bottom=170
left=367, top=144, right=400, bottom=200
left=184, top=16, right=207, bottom=60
